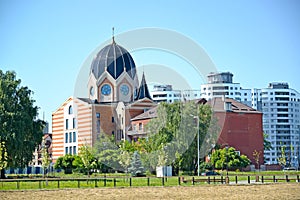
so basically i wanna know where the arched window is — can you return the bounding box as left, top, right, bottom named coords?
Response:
left=68, top=105, right=73, bottom=115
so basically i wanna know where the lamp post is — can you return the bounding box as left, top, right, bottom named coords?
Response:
left=190, top=114, right=200, bottom=176
left=196, top=115, right=199, bottom=177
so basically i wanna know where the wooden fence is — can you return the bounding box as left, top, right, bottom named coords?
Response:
left=0, top=175, right=299, bottom=190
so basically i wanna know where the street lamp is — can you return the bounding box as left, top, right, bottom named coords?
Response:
left=190, top=114, right=200, bottom=176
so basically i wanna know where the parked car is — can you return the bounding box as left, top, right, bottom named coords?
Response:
left=201, top=171, right=220, bottom=176
left=283, top=167, right=296, bottom=171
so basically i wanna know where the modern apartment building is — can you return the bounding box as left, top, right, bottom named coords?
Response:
left=200, top=72, right=252, bottom=107
left=200, top=72, right=300, bottom=168
left=150, top=84, right=201, bottom=103
left=261, top=83, right=300, bottom=167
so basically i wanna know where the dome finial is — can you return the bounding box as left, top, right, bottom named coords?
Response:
left=112, top=27, right=115, bottom=44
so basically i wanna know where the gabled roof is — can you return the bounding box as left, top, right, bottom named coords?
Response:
left=207, top=97, right=261, bottom=113
left=135, top=72, right=152, bottom=101
left=131, top=106, right=158, bottom=121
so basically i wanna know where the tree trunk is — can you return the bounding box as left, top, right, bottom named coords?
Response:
left=1, top=168, right=5, bottom=179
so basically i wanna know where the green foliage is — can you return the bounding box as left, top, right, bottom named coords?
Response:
left=144, top=101, right=219, bottom=175
left=277, top=144, right=286, bottom=168
left=128, top=151, right=145, bottom=177
left=210, top=147, right=250, bottom=170
left=0, top=70, right=45, bottom=174
left=41, top=139, right=50, bottom=176
left=0, top=140, right=8, bottom=171
left=252, top=150, right=262, bottom=170
left=94, top=133, right=122, bottom=172
left=263, top=133, right=272, bottom=151
left=78, top=145, right=98, bottom=176
left=54, top=154, right=78, bottom=174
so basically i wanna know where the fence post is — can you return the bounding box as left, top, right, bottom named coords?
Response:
left=104, top=176, right=106, bottom=187
left=162, top=177, right=165, bottom=186
left=192, top=177, right=194, bottom=185
left=147, top=177, right=150, bottom=186
left=39, top=180, right=42, bottom=189
left=273, top=175, right=276, bottom=183
left=208, top=176, right=210, bottom=184
left=261, top=176, right=264, bottom=184
left=113, top=178, right=116, bottom=187
left=95, top=179, right=98, bottom=188
left=286, top=175, right=289, bottom=182
left=78, top=180, right=80, bottom=188
left=247, top=176, right=250, bottom=184
left=297, top=175, right=299, bottom=183
left=178, top=177, right=181, bottom=185
left=17, top=181, right=20, bottom=189
left=58, top=180, right=60, bottom=189
left=221, top=176, right=223, bottom=184
left=129, top=177, right=132, bottom=187
left=235, top=176, right=238, bottom=184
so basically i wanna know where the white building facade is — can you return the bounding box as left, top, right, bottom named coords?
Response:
left=200, top=72, right=252, bottom=107
left=261, top=83, right=300, bottom=167
left=200, top=72, right=300, bottom=168
left=150, top=84, right=201, bottom=103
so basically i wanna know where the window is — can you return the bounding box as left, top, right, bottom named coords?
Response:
left=66, top=119, right=69, bottom=130
left=68, top=105, right=73, bottom=114
left=139, top=123, right=143, bottom=130
left=97, top=120, right=100, bottom=133
left=69, top=132, right=72, bottom=143
left=73, top=118, right=76, bottom=129
left=73, top=132, right=76, bottom=142
left=112, top=117, right=114, bottom=123
left=73, top=146, right=76, bottom=155
left=69, top=146, right=72, bottom=155
left=65, top=147, right=68, bottom=154
left=96, top=112, right=100, bottom=118
left=112, top=131, right=114, bottom=135
left=65, top=133, right=68, bottom=143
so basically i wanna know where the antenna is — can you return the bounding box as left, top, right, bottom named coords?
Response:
left=112, top=27, right=115, bottom=43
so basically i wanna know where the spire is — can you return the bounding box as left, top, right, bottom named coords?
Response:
left=112, top=27, right=115, bottom=44
left=135, top=72, right=152, bottom=101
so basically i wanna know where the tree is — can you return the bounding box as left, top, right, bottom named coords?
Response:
left=94, top=133, right=122, bottom=172
left=210, top=147, right=250, bottom=170
left=0, top=140, right=8, bottom=174
left=128, top=151, right=145, bottom=177
left=0, top=70, right=45, bottom=178
left=277, top=144, right=287, bottom=168
left=119, top=150, right=131, bottom=175
left=263, top=133, right=272, bottom=151
left=144, top=101, right=219, bottom=175
left=41, top=139, right=50, bottom=177
left=253, top=150, right=262, bottom=171
left=79, top=145, right=97, bottom=177
left=54, top=154, right=77, bottom=174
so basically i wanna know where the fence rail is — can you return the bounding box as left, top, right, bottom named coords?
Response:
left=0, top=175, right=299, bottom=190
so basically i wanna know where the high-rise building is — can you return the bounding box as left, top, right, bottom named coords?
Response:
left=201, top=72, right=300, bottom=168
left=261, top=83, right=300, bottom=167
left=200, top=72, right=252, bottom=107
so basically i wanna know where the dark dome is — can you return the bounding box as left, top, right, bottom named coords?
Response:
left=91, top=41, right=137, bottom=80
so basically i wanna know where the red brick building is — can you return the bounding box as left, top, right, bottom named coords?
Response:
left=130, top=97, right=264, bottom=167
left=208, top=97, right=264, bottom=167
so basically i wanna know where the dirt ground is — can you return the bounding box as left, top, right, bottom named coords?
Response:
left=1, top=183, right=300, bottom=200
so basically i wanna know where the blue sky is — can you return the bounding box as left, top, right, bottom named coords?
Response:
left=1, top=0, right=299, bottom=125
